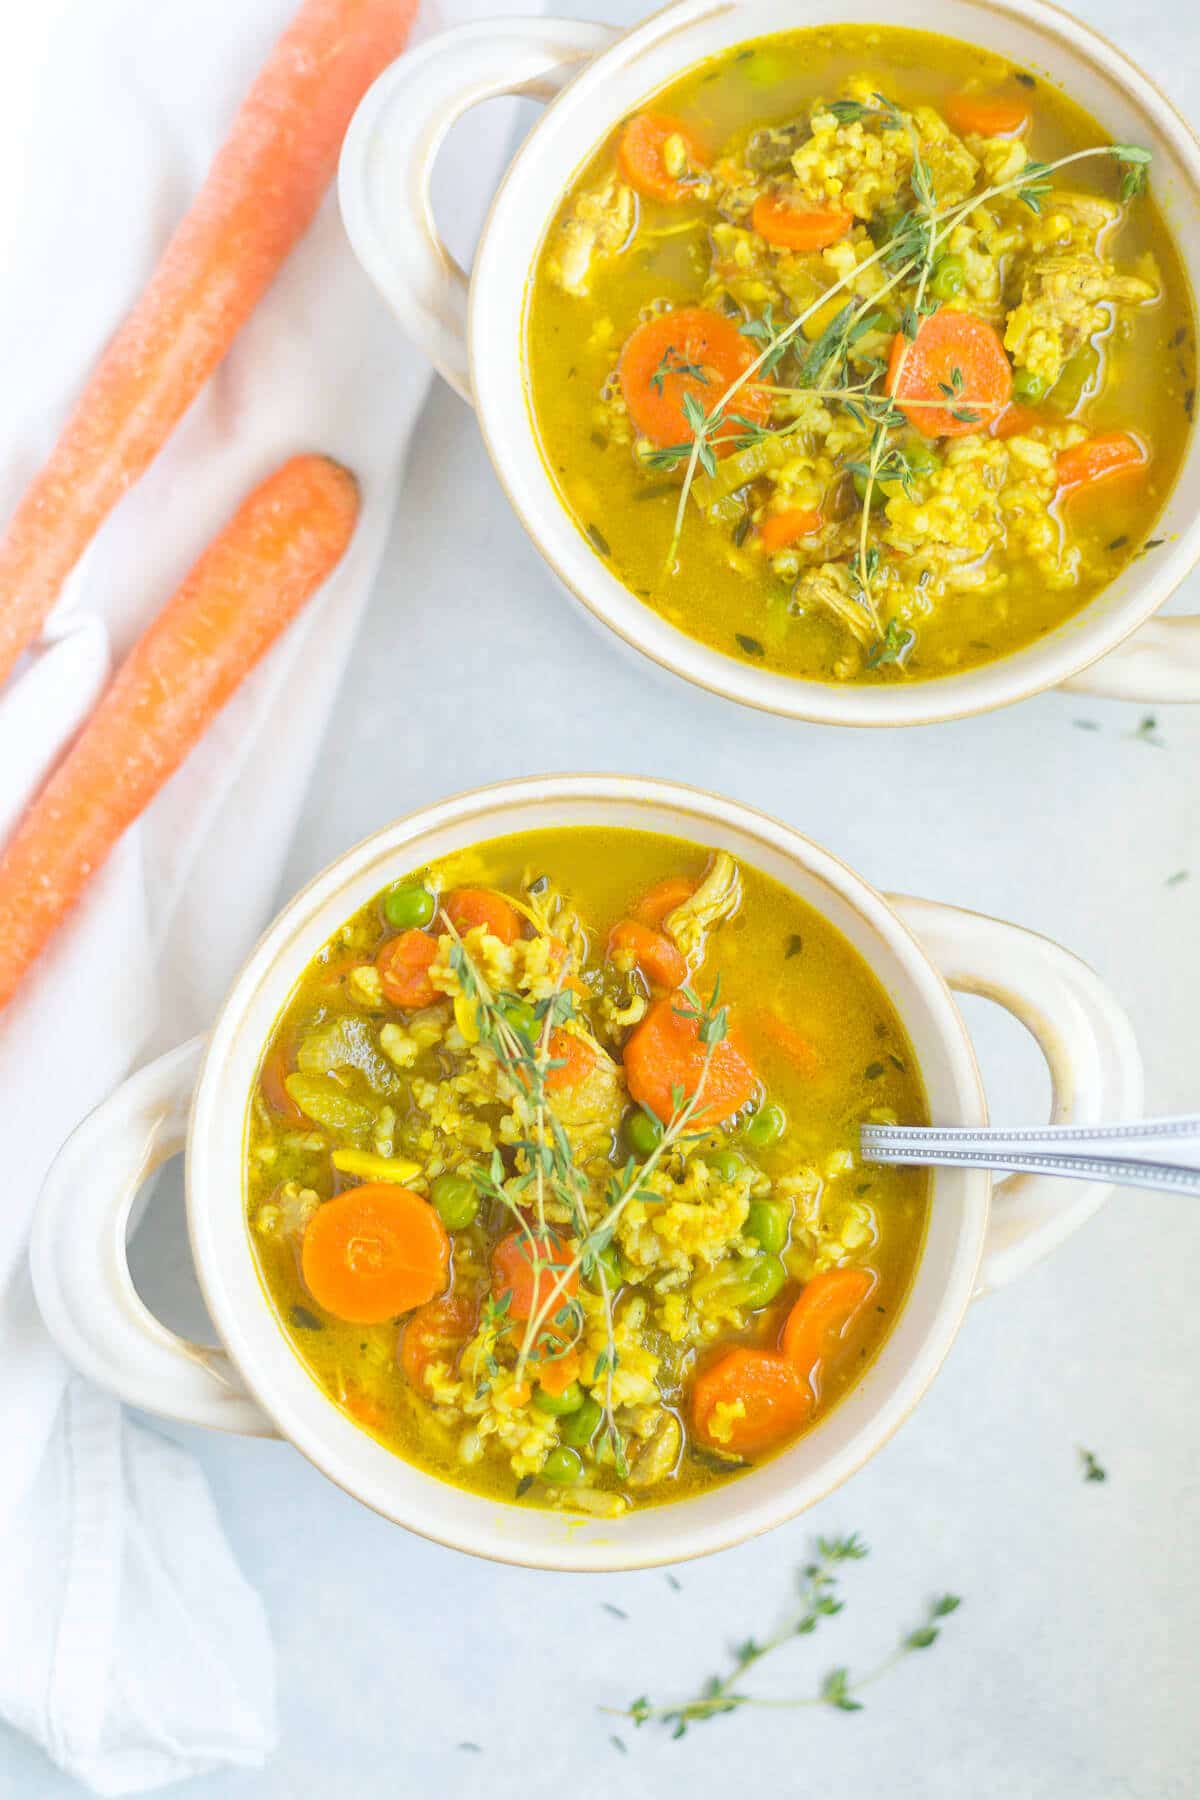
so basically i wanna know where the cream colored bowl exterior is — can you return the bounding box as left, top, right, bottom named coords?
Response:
left=338, top=0, right=1200, bottom=724
left=32, top=777, right=1143, bottom=1570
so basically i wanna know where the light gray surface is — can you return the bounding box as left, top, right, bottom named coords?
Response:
left=6, top=0, right=1200, bottom=1792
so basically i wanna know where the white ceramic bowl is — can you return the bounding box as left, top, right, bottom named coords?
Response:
left=338, top=0, right=1200, bottom=725
left=31, top=776, right=1141, bottom=1569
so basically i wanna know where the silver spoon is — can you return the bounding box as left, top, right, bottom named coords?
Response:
left=860, top=1115, right=1200, bottom=1197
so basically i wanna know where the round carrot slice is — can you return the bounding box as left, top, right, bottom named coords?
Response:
left=441, top=887, right=522, bottom=945
left=887, top=310, right=1013, bottom=438
left=618, top=308, right=771, bottom=455
left=543, top=1028, right=598, bottom=1094
left=634, top=875, right=697, bottom=928
left=751, top=196, right=854, bottom=250
left=692, top=1347, right=813, bottom=1454
left=944, top=91, right=1030, bottom=138
left=400, top=1293, right=476, bottom=1392
left=781, top=1267, right=876, bottom=1385
left=377, top=929, right=439, bottom=1009
left=617, top=111, right=706, bottom=202
left=301, top=1185, right=450, bottom=1324
left=990, top=401, right=1047, bottom=441
left=492, top=1229, right=579, bottom=1324
left=607, top=918, right=688, bottom=989
left=759, top=507, right=822, bottom=552
left=623, top=993, right=759, bottom=1127
left=1056, top=430, right=1146, bottom=492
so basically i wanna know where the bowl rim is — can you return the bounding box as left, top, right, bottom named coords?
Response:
left=467, top=0, right=1200, bottom=725
left=185, top=772, right=991, bottom=1570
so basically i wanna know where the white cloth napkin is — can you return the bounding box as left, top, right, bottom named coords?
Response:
left=0, top=0, right=521, bottom=1789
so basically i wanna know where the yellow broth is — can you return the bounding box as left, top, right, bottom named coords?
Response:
left=525, top=26, right=1194, bottom=683
left=245, top=828, right=929, bottom=1513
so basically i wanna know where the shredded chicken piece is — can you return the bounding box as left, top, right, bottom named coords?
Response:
left=790, top=562, right=878, bottom=648
left=663, top=852, right=742, bottom=967
left=1005, top=250, right=1157, bottom=385
left=546, top=177, right=638, bottom=296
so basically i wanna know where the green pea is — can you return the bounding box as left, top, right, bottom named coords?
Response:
left=703, top=1148, right=749, bottom=1183
left=745, top=1199, right=790, bottom=1255
left=540, top=1446, right=585, bottom=1484
left=383, top=883, right=435, bottom=930
left=1047, top=343, right=1100, bottom=415
left=429, top=1171, right=479, bottom=1230
left=624, top=1107, right=663, bottom=1159
left=743, top=1102, right=787, bottom=1148
left=1012, top=366, right=1048, bottom=403
left=929, top=253, right=965, bottom=300
left=498, top=997, right=539, bottom=1042
left=730, top=1255, right=788, bottom=1310
left=860, top=305, right=899, bottom=338
left=852, top=468, right=887, bottom=511
left=584, top=1243, right=623, bottom=1294
left=534, top=1380, right=585, bottom=1416
left=904, top=444, right=941, bottom=480
left=560, top=1398, right=603, bottom=1448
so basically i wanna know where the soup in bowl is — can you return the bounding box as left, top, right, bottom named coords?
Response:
left=338, top=0, right=1200, bottom=723
left=32, top=778, right=1143, bottom=1567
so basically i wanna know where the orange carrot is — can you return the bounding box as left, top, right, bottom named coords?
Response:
left=634, top=875, right=697, bottom=928
left=781, top=1268, right=875, bottom=1385
left=624, top=994, right=759, bottom=1127
left=0, top=455, right=358, bottom=1010
left=377, top=930, right=439, bottom=1010
left=301, top=1184, right=450, bottom=1324
left=756, top=1011, right=822, bottom=1079
left=606, top=918, right=688, bottom=989
left=538, top=1348, right=582, bottom=1397
left=259, top=1040, right=304, bottom=1122
left=544, top=1029, right=598, bottom=1094
left=400, top=1294, right=476, bottom=1392
left=692, top=1347, right=813, bottom=1454
left=441, top=888, right=522, bottom=945
left=617, top=112, right=707, bottom=202
left=618, top=308, right=771, bottom=455
left=759, top=507, right=822, bottom=552
left=491, top=1229, right=578, bottom=1324
left=340, top=1383, right=389, bottom=1432
left=0, top=0, right=414, bottom=691
left=944, top=91, right=1031, bottom=137
left=887, top=310, right=1013, bottom=438
left=1056, top=430, right=1146, bottom=491
left=751, top=196, right=853, bottom=250
left=990, top=401, right=1047, bottom=440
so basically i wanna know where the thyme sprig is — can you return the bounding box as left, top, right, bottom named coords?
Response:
left=613, top=1535, right=962, bottom=1738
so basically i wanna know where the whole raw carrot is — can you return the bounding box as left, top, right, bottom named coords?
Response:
left=0, top=0, right=413, bottom=690
left=0, top=453, right=359, bottom=1008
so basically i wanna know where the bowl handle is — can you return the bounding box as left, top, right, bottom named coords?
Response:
left=337, top=17, right=619, bottom=402
left=886, top=896, right=1143, bottom=1294
left=1058, top=613, right=1200, bottom=701
left=30, top=1037, right=277, bottom=1436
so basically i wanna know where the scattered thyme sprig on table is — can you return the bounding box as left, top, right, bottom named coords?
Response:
left=610, top=1534, right=961, bottom=1738
left=652, top=103, right=1152, bottom=657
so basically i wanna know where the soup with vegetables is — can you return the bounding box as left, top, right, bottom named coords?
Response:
left=246, top=829, right=928, bottom=1515
left=526, top=26, right=1194, bottom=684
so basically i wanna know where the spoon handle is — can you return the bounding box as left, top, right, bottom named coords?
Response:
left=860, top=1115, right=1200, bottom=1197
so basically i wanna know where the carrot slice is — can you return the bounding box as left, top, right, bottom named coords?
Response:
left=441, top=888, right=522, bottom=945
left=400, top=1293, right=476, bottom=1392
left=301, top=1184, right=450, bottom=1325
left=617, top=112, right=707, bottom=203
left=634, top=876, right=697, bottom=928
left=538, top=1348, right=582, bottom=1397
left=692, top=1347, right=813, bottom=1454
left=607, top=919, right=688, bottom=989
left=756, top=1012, right=821, bottom=1079
left=624, top=994, right=759, bottom=1127
left=544, top=1029, right=598, bottom=1094
left=491, top=1229, right=579, bottom=1324
left=618, top=308, right=771, bottom=456
left=1056, top=431, right=1146, bottom=491
left=759, top=507, right=823, bottom=552
left=990, top=401, right=1047, bottom=440
left=781, top=1268, right=876, bottom=1385
left=944, top=91, right=1031, bottom=137
left=0, top=455, right=358, bottom=1012
left=0, top=0, right=415, bottom=691
left=887, top=310, right=1013, bottom=438
left=377, top=930, right=439, bottom=1010
left=751, top=196, right=853, bottom=250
